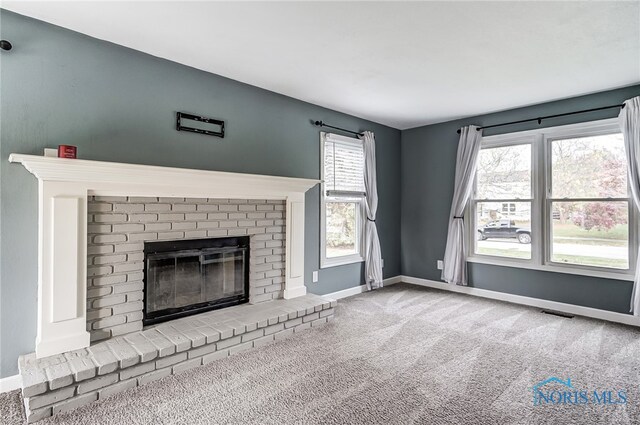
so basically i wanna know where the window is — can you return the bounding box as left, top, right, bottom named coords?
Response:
left=468, top=119, right=636, bottom=280
left=320, top=132, right=365, bottom=268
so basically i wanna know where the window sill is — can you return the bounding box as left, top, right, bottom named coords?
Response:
left=467, top=255, right=634, bottom=282
left=320, top=256, right=364, bottom=269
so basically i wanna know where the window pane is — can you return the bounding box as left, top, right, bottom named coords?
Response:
left=475, top=201, right=532, bottom=259
left=476, top=144, right=531, bottom=200
left=326, top=201, right=358, bottom=258
left=324, top=140, right=364, bottom=193
left=551, top=133, right=627, bottom=199
left=550, top=201, right=629, bottom=269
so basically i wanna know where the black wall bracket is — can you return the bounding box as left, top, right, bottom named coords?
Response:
left=176, top=112, right=225, bottom=138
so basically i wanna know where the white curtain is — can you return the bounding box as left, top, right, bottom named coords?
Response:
left=360, top=131, right=383, bottom=290
left=442, top=125, right=483, bottom=285
left=619, top=96, right=640, bottom=315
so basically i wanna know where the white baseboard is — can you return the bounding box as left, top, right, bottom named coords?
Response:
left=400, top=275, right=640, bottom=327
left=325, top=276, right=402, bottom=300
left=0, top=374, right=21, bottom=394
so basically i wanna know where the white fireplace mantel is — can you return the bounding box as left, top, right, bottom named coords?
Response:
left=9, top=153, right=319, bottom=358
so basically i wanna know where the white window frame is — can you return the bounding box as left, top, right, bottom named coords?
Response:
left=320, top=132, right=366, bottom=268
left=467, top=118, right=637, bottom=282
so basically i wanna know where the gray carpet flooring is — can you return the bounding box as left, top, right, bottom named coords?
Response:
left=2, top=283, right=640, bottom=424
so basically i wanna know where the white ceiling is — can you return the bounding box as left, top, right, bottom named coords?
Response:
left=3, top=1, right=639, bottom=129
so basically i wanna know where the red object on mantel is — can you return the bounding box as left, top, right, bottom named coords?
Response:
left=58, top=145, right=77, bottom=158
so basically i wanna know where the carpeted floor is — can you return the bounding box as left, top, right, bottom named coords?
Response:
left=2, top=283, right=640, bottom=424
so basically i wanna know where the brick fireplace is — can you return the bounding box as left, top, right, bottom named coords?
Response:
left=9, top=154, right=336, bottom=423
left=86, top=196, right=287, bottom=341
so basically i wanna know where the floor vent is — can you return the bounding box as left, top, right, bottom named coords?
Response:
left=541, top=309, right=574, bottom=319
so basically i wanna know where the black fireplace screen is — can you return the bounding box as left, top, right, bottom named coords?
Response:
left=143, top=236, right=249, bottom=326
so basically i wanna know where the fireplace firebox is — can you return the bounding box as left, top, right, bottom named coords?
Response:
left=143, top=236, right=250, bottom=326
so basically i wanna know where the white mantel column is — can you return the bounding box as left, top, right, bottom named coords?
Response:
left=37, top=181, right=90, bottom=358
left=284, top=193, right=307, bottom=299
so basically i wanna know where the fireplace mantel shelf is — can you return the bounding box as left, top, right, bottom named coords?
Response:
left=9, top=154, right=319, bottom=199
left=9, top=153, right=318, bottom=358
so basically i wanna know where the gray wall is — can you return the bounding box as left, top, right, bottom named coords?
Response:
left=0, top=10, right=401, bottom=378
left=401, top=84, right=640, bottom=315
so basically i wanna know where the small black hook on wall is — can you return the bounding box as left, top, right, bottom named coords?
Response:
left=0, top=40, right=13, bottom=51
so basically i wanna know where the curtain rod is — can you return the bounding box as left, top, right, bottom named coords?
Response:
left=456, top=103, right=625, bottom=135
left=314, top=120, right=363, bottom=137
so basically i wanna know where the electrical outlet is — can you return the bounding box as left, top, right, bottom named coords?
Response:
left=437, top=260, right=444, bottom=270
left=381, top=259, right=384, bottom=268
left=312, top=271, right=319, bottom=283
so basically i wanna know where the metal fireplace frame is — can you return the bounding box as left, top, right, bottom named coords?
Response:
left=142, top=236, right=250, bottom=326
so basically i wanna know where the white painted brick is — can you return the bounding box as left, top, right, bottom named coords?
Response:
left=264, top=323, right=285, bottom=335
left=158, top=213, right=184, bottom=221
left=77, top=373, right=118, bottom=394
left=98, top=379, right=137, bottom=399
left=228, top=341, right=253, bottom=355
left=87, top=308, right=112, bottom=321
left=25, top=405, right=52, bottom=423
left=126, top=311, right=144, bottom=322
left=128, top=232, right=157, bottom=241
left=113, top=262, right=143, bottom=273
left=87, top=245, right=115, bottom=255
left=113, top=223, right=145, bottom=233
left=113, top=204, right=144, bottom=213
left=218, top=204, right=238, bottom=212
left=247, top=212, right=266, bottom=219
left=240, top=329, right=264, bottom=343
left=115, top=242, right=144, bottom=252
left=26, top=386, right=75, bottom=410
left=239, top=205, right=256, bottom=211
left=202, top=350, right=229, bottom=364
left=128, top=213, right=158, bottom=222
left=145, top=222, right=172, bottom=231
left=274, top=328, right=294, bottom=340
left=119, top=362, right=155, bottom=380
left=138, top=367, right=172, bottom=385
left=93, top=234, right=126, bottom=243
left=127, top=252, right=144, bottom=262
left=112, top=301, right=143, bottom=315
left=88, top=224, right=112, bottom=234
left=253, top=334, right=275, bottom=348
left=93, top=214, right=127, bottom=223
left=207, top=229, right=228, bottom=237
left=112, top=281, right=143, bottom=294
left=92, top=295, right=126, bottom=309
left=129, top=197, right=156, bottom=203
left=158, top=231, right=185, bottom=240
left=144, top=204, right=171, bottom=212
left=92, top=315, right=126, bottom=330
left=172, top=222, right=196, bottom=230
left=155, top=352, right=187, bottom=369
left=216, top=335, right=241, bottom=349
left=93, top=254, right=127, bottom=265
left=110, top=322, right=143, bottom=337
left=196, top=204, right=219, bottom=212
left=197, top=221, right=219, bottom=229
left=127, top=272, right=144, bottom=281
left=87, top=287, right=113, bottom=299
left=89, top=203, right=113, bottom=213
left=187, top=343, right=218, bottom=359
left=172, top=204, right=196, bottom=212
left=172, top=358, right=202, bottom=374
left=294, top=322, right=312, bottom=333
left=185, top=230, right=208, bottom=238
left=185, top=212, right=207, bottom=220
